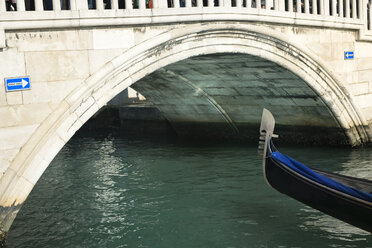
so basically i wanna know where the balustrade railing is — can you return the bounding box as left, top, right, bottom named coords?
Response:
left=0, top=0, right=371, bottom=36
left=0, top=0, right=365, bottom=15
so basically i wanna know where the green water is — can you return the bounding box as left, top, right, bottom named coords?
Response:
left=6, top=131, right=372, bottom=247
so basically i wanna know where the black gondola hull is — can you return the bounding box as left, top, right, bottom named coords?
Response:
left=265, top=155, right=372, bottom=233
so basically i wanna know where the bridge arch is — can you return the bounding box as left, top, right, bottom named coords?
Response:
left=0, top=23, right=370, bottom=235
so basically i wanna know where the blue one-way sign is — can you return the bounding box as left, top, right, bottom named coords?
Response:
left=5, top=77, right=31, bottom=92
left=344, top=51, right=354, bottom=60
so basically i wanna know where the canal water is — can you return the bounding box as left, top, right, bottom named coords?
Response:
left=6, top=130, right=372, bottom=248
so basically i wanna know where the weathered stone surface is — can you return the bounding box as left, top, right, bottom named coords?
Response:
left=354, top=94, right=372, bottom=109
left=92, top=29, right=135, bottom=50
left=5, top=92, right=22, bottom=106
left=358, top=70, right=372, bottom=83
left=0, top=124, right=38, bottom=150
left=0, top=149, right=18, bottom=176
left=355, top=42, right=372, bottom=58
left=0, top=84, right=6, bottom=107
left=24, top=50, right=90, bottom=82
left=362, top=106, right=372, bottom=122
left=88, top=49, right=126, bottom=74
left=6, top=30, right=92, bottom=52
left=0, top=48, right=26, bottom=86
left=20, top=80, right=79, bottom=105
left=350, top=82, right=369, bottom=96
left=0, top=104, right=52, bottom=127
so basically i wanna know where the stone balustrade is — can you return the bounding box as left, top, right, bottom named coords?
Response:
left=0, top=0, right=370, bottom=33
left=0, top=0, right=367, bottom=13
left=0, top=0, right=371, bottom=48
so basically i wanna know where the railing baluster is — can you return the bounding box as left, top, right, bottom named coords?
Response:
left=338, top=0, right=343, bottom=16
left=296, top=0, right=301, bottom=12
left=273, top=0, right=279, bottom=11
left=53, top=0, right=61, bottom=10
left=111, top=0, right=119, bottom=9
left=274, top=0, right=279, bottom=10
left=125, top=0, right=133, bottom=8
left=70, top=0, right=76, bottom=10
left=17, top=0, right=26, bottom=11
left=186, top=0, right=192, bottom=7
left=274, top=0, right=278, bottom=10
left=324, top=0, right=329, bottom=15
left=351, top=0, right=356, bottom=17
left=319, top=0, right=324, bottom=14
left=236, top=0, right=242, bottom=7
left=358, top=0, right=364, bottom=19
left=331, top=0, right=336, bottom=15
left=345, top=0, right=350, bottom=17
left=96, top=0, right=104, bottom=9
left=312, top=0, right=317, bottom=13
left=221, top=0, right=230, bottom=6
left=175, top=0, right=180, bottom=7
left=305, top=0, right=309, bottom=13
left=14, top=0, right=26, bottom=11
left=266, top=0, right=272, bottom=9
left=139, top=0, right=146, bottom=8
left=288, top=0, right=293, bottom=11
left=0, top=0, right=5, bottom=12
left=76, top=0, right=88, bottom=10
left=196, top=0, right=203, bottom=7
left=278, top=0, right=285, bottom=10
left=35, top=0, right=44, bottom=10
left=246, top=0, right=252, bottom=8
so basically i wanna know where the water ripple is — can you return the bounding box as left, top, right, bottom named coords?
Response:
left=6, top=135, right=372, bottom=248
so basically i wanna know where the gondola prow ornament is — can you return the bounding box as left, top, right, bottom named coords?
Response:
left=258, top=108, right=278, bottom=158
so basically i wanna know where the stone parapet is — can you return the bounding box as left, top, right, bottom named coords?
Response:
left=0, top=0, right=370, bottom=42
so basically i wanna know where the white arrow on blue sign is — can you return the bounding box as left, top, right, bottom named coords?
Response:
left=344, top=51, right=354, bottom=60
left=5, top=77, right=31, bottom=92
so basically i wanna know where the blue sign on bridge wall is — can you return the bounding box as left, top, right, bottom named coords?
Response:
left=344, top=51, right=354, bottom=60
left=5, top=77, right=31, bottom=92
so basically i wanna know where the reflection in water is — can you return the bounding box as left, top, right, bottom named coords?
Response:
left=6, top=133, right=372, bottom=248
left=299, top=207, right=370, bottom=239
left=339, top=149, right=372, bottom=180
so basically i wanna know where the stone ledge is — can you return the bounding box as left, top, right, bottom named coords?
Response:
left=0, top=10, right=364, bottom=32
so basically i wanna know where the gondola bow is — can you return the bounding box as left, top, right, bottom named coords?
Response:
left=259, top=108, right=372, bottom=233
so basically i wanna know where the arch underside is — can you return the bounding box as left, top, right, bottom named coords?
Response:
left=132, top=53, right=347, bottom=145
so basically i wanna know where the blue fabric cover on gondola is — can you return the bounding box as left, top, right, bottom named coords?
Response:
left=271, top=151, right=372, bottom=203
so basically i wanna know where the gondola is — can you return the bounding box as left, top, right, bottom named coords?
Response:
left=258, top=109, right=372, bottom=232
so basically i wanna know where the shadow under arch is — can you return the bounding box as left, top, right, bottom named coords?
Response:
left=0, top=23, right=370, bottom=237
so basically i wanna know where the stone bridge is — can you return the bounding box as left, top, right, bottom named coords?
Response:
left=1, top=0, right=372, bottom=240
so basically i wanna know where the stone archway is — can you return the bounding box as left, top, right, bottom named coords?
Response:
left=0, top=23, right=369, bottom=238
